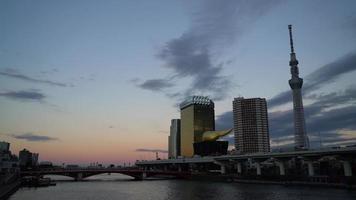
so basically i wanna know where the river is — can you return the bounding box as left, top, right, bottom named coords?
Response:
left=8, top=174, right=356, bottom=200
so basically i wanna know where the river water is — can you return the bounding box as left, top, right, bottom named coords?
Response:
left=8, top=174, right=356, bottom=200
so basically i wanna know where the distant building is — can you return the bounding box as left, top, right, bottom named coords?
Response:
left=39, top=161, right=53, bottom=168
left=0, top=142, right=19, bottom=175
left=0, top=141, right=10, bottom=152
left=19, top=148, right=38, bottom=169
left=233, top=97, right=270, bottom=154
left=180, top=96, right=215, bottom=157
left=32, top=153, right=39, bottom=166
left=168, top=119, right=181, bottom=159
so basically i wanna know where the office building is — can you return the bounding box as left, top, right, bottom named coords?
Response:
left=180, top=96, right=215, bottom=157
left=288, top=25, right=309, bottom=150
left=233, top=97, right=270, bottom=154
left=168, top=119, right=181, bottom=159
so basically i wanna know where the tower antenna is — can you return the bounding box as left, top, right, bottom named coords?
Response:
left=288, top=25, right=295, bottom=53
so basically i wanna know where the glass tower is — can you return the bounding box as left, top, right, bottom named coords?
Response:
left=180, top=96, right=215, bottom=157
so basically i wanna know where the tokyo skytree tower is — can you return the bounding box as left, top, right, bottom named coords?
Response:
left=288, top=25, right=309, bottom=150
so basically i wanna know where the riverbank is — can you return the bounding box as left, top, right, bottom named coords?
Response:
left=0, top=180, right=21, bottom=200
left=231, top=178, right=356, bottom=189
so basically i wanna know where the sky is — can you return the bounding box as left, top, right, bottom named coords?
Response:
left=1, top=0, right=356, bottom=165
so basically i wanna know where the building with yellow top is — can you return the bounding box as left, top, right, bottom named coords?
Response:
left=180, top=96, right=215, bottom=157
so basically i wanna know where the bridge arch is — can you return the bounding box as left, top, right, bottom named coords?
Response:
left=21, top=170, right=146, bottom=181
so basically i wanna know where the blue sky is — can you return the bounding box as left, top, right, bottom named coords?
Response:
left=1, top=0, right=356, bottom=164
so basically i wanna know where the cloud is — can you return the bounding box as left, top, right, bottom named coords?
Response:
left=0, top=68, right=70, bottom=87
left=10, top=133, right=58, bottom=142
left=216, top=111, right=234, bottom=130
left=305, top=53, right=356, bottom=90
left=268, top=87, right=356, bottom=147
left=138, top=0, right=279, bottom=101
left=269, top=86, right=356, bottom=137
left=138, top=79, right=174, bottom=91
left=135, top=148, right=168, bottom=153
left=268, top=52, right=356, bottom=108
left=0, top=89, right=46, bottom=102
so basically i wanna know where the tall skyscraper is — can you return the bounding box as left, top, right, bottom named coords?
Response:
left=168, top=119, right=181, bottom=159
left=233, top=97, right=270, bottom=154
left=180, top=96, right=215, bottom=157
left=288, top=25, right=309, bottom=150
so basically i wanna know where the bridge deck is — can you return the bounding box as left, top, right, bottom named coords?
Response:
left=136, top=147, right=356, bottom=165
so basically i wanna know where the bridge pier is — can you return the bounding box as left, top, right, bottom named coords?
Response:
left=214, top=161, right=227, bottom=174
left=342, top=161, right=353, bottom=177
left=275, top=161, right=286, bottom=176
left=236, top=162, right=242, bottom=175
left=75, top=173, right=83, bottom=181
left=134, top=172, right=147, bottom=180
left=256, top=162, right=261, bottom=176
left=305, top=161, right=314, bottom=176
left=178, top=165, right=182, bottom=172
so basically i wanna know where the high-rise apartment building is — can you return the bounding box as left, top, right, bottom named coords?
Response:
left=288, top=25, right=309, bottom=150
left=180, top=96, right=215, bottom=157
left=233, top=97, right=270, bottom=154
left=168, top=119, right=181, bottom=159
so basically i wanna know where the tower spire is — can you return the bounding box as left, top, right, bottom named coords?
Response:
left=288, top=24, right=294, bottom=53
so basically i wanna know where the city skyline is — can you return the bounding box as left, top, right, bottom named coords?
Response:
left=1, top=0, right=356, bottom=164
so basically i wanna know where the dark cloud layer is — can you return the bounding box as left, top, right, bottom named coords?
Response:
left=135, top=148, right=168, bottom=153
left=268, top=52, right=356, bottom=108
left=0, top=90, right=46, bottom=101
left=10, top=133, right=58, bottom=142
left=138, top=79, right=174, bottom=91
left=0, top=69, right=69, bottom=87
left=138, top=0, right=278, bottom=101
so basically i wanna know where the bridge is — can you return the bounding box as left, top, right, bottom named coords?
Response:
left=21, top=147, right=356, bottom=183
left=136, top=147, right=356, bottom=182
left=21, top=168, right=191, bottom=181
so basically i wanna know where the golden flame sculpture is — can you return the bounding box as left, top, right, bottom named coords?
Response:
left=202, top=128, right=233, bottom=142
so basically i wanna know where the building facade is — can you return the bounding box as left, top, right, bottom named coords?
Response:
left=288, top=25, right=309, bottom=150
left=233, top=97, right=270, bottom=154
left=168, top=119, right=181, bottom=159
left=19, top=148, right=38, bottom=169
left=0, top=141, right=10, bottom=152
left=0, top=142, right=19, bottom=185
left=180, top=96, right=215, bottom=157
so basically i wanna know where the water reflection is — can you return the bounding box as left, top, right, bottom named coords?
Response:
left=9, top=174, right=356, bottom=200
